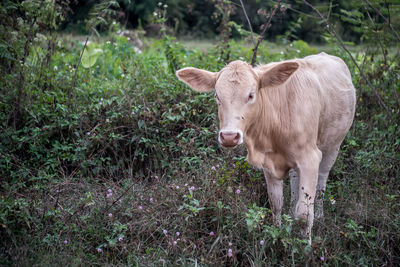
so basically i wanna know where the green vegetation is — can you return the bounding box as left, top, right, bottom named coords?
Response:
left=1, top=0, right=399, bottom=265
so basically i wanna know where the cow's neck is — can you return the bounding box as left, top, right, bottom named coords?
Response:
left=244, top=86, right=291, bottom=179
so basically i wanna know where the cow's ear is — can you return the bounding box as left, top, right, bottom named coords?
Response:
left=176, top=67, right=217, bottom=92
left=258, top=62, right=299, bottom=88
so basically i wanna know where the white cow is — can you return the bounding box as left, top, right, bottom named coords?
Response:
left=176, top=53, right=356, bottom=242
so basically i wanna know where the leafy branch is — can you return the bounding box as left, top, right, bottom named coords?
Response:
left=250, top=0, right=282, bottom=67
left=238, top=0, right=283, bottom=66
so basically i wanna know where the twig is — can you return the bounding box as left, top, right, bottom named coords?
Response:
left=365, top=0, right=400, bottom=43
left=103, top=182, right=136, bottom=214
left=69, top=36, right=89, bottom=106
left=302, top=0, right=393, bottom=122
left=239, top=0, right=255, bottom=46
left=392, top=83, right=400, bottom=113
left=364, top=7, right=387, bottom=64
left=13, top=16, right=37, bottom=129
left=251, top=0, right=282, bottom=67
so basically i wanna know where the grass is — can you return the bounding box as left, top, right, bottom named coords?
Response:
left=178, top=36, right=339, bottom=54
left=1, top=32, right=399, bottom=266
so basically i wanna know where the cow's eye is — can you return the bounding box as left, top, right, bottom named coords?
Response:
left=248, top=92, right=255, bottom=102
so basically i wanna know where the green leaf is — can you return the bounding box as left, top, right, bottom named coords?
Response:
left=82, top=44, right=103, bottom=68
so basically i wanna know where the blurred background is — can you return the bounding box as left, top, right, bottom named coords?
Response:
left=63, top=0, right=371, bottom=43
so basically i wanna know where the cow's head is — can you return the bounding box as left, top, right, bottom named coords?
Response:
left=176, top=60, right=298, bottom=148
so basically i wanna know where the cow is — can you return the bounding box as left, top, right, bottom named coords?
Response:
left=176, top=52, right=356, bottom=243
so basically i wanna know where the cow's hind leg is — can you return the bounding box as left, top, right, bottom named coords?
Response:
left=315, top=147, right=340, bottom=219
left=295, top=148, right=322, bottom=243
left=264, top=168, right=283, bottom=227
left=289, top=168, right=299, bottom=217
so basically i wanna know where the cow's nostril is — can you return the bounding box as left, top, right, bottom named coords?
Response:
left=220, top=132, right=225, bottom=141
left=234, top=133, right=240, bottom=141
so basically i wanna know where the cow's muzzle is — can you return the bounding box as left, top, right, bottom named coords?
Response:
left=219, top=130, right=242, bottom=148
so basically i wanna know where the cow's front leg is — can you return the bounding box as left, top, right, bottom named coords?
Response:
left=289, top=168, right=299, bottom=217
left=263, top=168, right=283, bottom=227
left=295, top=149, right=322, bottom=243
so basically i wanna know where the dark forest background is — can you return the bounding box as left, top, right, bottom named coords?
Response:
left=64, top=0, right=368, bottom=43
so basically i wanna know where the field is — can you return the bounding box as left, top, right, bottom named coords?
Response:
left=1, top=29, right=399, bottom=266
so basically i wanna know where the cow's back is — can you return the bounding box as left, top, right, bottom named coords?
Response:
left=302, top=53, right=356, bottom=152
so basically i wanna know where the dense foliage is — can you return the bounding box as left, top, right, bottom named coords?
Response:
left=0, top=0, right=399, bottom=265
left=65, top=0, right=400, bottom=43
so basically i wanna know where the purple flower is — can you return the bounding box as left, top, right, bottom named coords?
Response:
left=87, top=132, right=91, bottom=135
left=176, top=232, right=180, bottom=236
left=209, top=231, right=214, bottom=236
left=320, top=256, right=325, bottom=261
left=189, top=186, right=195, bottom=191
left=211, top=166, right=216, bottom=171
left=227, top=248, right=233, bottom=257
left=118, top=237, right=123, bottom=242
left=260, top=240, right=264, bottom=245
left=173, top=241, right=177, bottom=245
left=97, top=248, right=102, bottom=253
left=138, top=205, right=143, bottom=210
left=236, top=189, right=241, bottom=194
left=107, top=189, right=112, bottom=193
left=149, top=197, right=154, bottom=202
left=106, top=192, right=113, bottom=198
left=63, top=240, right=68, bottom=244
left=108, top=213, right=112, bottom=217
left=228, top=242, right=232, bottom=246
left=131, top=111, right=135, bottom=115
left=176, top=185, right=180, bottom=189
left=163, top=229, right=168, bottom=235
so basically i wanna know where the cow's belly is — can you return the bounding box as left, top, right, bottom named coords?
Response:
left=317, top=98, right=355, bottom=152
